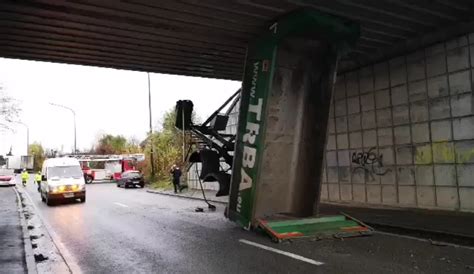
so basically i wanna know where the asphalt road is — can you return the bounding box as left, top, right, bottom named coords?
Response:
left=19, top=178, right=474, bottom=274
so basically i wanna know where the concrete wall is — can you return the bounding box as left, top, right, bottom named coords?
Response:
left=321, top=34, right=474, bottom=212
left=187, top=33, right=474, bottom=213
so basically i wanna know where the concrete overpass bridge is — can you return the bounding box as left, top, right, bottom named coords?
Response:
left=2, top=1, right=474, bottom=214
left=1, top=0, right=474, bottom=80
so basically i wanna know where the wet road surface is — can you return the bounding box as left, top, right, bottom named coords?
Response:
left=0, top=186, right=25, bottom=274
left=20, top=179, right=474, bottom=273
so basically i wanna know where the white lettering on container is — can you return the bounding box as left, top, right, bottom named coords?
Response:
left=243, top=122, right=259, bottom=145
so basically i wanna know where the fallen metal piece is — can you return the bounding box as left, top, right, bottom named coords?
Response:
left=194, top=164, right=217, bottom=210
left=257, top=214, right=373, bottom=243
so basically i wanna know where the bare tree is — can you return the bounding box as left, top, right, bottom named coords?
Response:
left=0, top=86, right=20, bottom=131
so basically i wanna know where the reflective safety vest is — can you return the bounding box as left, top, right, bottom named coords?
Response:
left=35, top=174, right=42, bottom=182
left=21, top=172, right=29, bottom=180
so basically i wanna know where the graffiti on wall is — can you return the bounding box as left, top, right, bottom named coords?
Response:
left=351, top=147, right=391, bottom=182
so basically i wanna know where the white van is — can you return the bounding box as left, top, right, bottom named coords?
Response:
left=41, top=157, right=86, bottom=205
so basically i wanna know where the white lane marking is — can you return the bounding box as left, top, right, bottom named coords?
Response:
left=114, top=202, right=129, bottom=208
left=239, top=239, right=324, bottom=266
left=21, top=186, right=83, bottom=274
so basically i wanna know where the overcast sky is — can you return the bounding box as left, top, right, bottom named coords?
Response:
left=0, top=58, right=240, bottom=155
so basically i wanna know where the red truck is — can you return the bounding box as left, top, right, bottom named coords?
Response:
left=65, top=154, right=144, bottom=184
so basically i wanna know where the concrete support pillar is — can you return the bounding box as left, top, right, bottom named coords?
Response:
left=254, top=38, right=337, bottom=218
left=227, top=9, right=359, bottom=228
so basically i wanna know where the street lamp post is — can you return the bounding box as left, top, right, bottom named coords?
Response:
left=50, top=103, right=77, bottom=154
left=147, top=72, right=156, bottom=179
left=16, top=121, right=29, bottom=155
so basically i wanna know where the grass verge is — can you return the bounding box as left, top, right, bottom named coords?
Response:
left=149, top=179, right=173, bottom=190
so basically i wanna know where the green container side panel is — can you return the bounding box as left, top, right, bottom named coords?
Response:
left=268, top=220, right=360, bottom=235
left=266, top=215, right=347, bottom=228
left=253, top=9, right=359, bottom=55
left=228, top=8, right=359, bottom=229
left=258, top=215, right=373, bottom=241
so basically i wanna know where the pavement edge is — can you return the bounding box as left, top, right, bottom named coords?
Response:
left=13, top=186, right=38, bottom=274
left=321, top=202, right=474, bottom=247
left=19, top=186, right=82, bottom=274
left=369, top=222, right=474, bottom=247
left=146, top=189, right=228, bottom=205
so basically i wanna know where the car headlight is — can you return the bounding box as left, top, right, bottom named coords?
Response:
left=49, top=186, right=58, bottom=193
left=72, top=184, right=82, bottom=190
left=74, top=184, right=85, bottom=191
left=58, top=185, right=66, bottom=192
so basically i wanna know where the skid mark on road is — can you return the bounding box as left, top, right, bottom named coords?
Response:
left=114, top=202, right=129, bottom=208
left=239, top=239, right=324, bottom=266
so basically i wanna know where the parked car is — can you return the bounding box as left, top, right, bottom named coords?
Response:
left=116, top=170, right=145, bottom=188
left=0, top=169, right=16, bottom=186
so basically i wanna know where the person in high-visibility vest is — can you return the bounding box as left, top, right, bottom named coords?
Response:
left=21, top=169, right=29, bottom=187
left=35, top=171, right=42, bottom=192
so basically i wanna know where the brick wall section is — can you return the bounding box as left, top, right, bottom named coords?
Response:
left=321, top=34, right=474, bottom=212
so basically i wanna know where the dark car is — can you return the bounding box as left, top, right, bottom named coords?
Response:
left=116, top=170, right=145, bottom=188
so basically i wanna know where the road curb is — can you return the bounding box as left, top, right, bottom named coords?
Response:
left=20, top=186, right=82, bottom=274
left=321, top=203, right=474, bottom=246
left=367, top=221, right=474, bottom=247
left=146, top=189, right=228, bottom=205
left=13, top=186, right=38, bottom=274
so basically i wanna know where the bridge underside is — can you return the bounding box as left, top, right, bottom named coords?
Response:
left=1, top=1, right=474, bottom=80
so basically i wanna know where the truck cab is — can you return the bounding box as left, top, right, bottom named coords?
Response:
left=40, top=157, right=86, bottom=205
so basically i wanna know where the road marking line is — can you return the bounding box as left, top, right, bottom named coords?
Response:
left=239, top=239, right=324, bottom=266
left=114, top=202, right=129, bottom=208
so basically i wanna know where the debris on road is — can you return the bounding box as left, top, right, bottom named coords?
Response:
left=30, top=235, right=40, bottom=240
left=15, top=185, right=71, bottom=273
left=34, top=253, right=48, bottom=262
left=430, top=239, right=448, bottom=246
left=257, top=214, right=373, bottom=243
